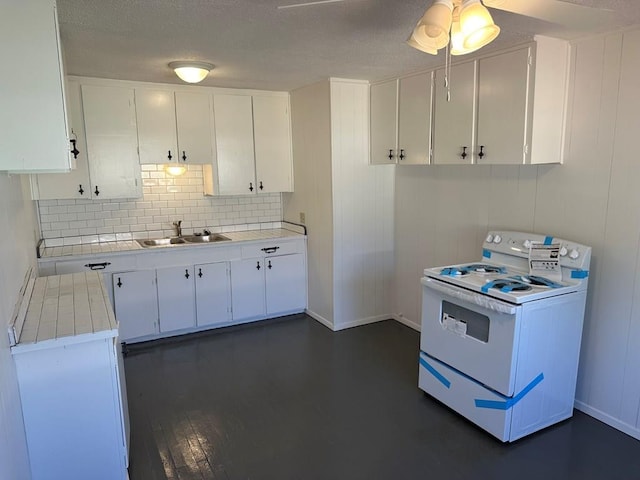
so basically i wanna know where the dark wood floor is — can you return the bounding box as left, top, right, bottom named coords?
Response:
left=124, top=315, right=640, bottom=479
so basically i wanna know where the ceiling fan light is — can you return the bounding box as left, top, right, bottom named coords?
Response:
left=450, top=6, right=483, bottom=55
left=406, top=34, right=438, bottom=55
left=418, top=0, right=454, bottom=39
left=460, top=0, right=500, bottom=50
left=168, top=61, right=214, bottom=84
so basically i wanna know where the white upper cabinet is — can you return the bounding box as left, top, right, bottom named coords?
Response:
left=253, top=95, right=293, bottom=192
left=432, top=61, right=476, bottom=165
left=207, top=93, right=293, bottom=196
left=476, top=47, right=531, bottom=165
left=370, top=73, right=433, bottom=165
left=370, top=79, right=398, bottom=165
left=136, top=89, right=214, bottom=165
left=31, top=80, right=92, bottom=200
left=82, top=85, right=142, bottom=199
left=0, top=0, right=71, bottom=172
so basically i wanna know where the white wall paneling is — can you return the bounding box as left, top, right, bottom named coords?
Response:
left=393, top=29, right=640, bottom=440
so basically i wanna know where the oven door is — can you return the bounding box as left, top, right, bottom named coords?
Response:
left=420, top=277, right=522, bottom=397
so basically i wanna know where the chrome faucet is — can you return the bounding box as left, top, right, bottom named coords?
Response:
left=173, top=220, right=182, bottom=237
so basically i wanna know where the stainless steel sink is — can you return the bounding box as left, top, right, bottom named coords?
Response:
left=183, top=234, right=230, bottom=243
left=137, top=234, right=230, bottom=248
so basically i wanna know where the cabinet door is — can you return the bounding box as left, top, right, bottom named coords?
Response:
left=432, top=62, right=476, bottom=164
left=253, top=95, right=293, bottom=192
left=370, top=79, right=398, bottom=165
left=0, top=1, right=70, bottom=172
left=477, top=47, right=531, bottom=165
left=156, top=266, right=196, bottom=333
left=212, top=94, right=256, bottom=195
left=113, top=270, right=158, bottom=341
left=82, top=85, right=142, bottom=199
left=175, top=91, right=214, bottom=165
left=398, top=72, right=433, bottom=165
left=265, top=253, right=307, bottom=315
left=230, top=258, right=266, bottom=321
left=195, top=262, right=231, bottom=327
left=32, top=80, right=91, bottom=200
left=135, top=89, right=178, bottom=164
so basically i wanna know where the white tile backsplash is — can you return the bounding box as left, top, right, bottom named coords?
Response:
left=38, top=165, right=283, bottom=240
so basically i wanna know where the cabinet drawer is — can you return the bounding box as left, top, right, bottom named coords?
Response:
left=55, top=256, right=137, bottom=274
left=241, top=241, right=302, bottom=259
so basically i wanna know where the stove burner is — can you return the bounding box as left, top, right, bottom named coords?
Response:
left=511, top=275, right=563, bottom=288
left=481, top=279, right=532, bottom=293
left=440, top=264, right=507, bottom=276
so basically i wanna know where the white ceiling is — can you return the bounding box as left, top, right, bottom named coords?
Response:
left=57, top=0, right=640, bottom=92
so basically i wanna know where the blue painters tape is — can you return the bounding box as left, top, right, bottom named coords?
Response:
left=419, top=356, right=451, bottom=389
left=544, top=236, right=553, bottom=245
left=482, top=249, right=492, bottom=259
left=571, top=270, right=589, bottom=279
left=481, top=281, right=495, bottom=293
left=474, top=373, right=544, bottom=410
left=441, top=267, right=461, bottom=276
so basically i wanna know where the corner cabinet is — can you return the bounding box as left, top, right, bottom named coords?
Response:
left=113, top=270, right=159, bottom=341
left=370, top=73, right=433, bottom=165
left=205, top=93, right=293, bottom=195
left=0, top=0, right=71, bottom=172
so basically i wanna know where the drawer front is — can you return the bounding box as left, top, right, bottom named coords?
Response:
left=241, top=240, right=302, bottom=259
left=55, top=256, right=138, bottom=274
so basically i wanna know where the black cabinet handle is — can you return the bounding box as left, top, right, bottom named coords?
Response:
left=267, top=260, right=272, bottom=269
left=84, top=262, right=111, bottom=271
left=78, top=184, right=84, bottom=195
left=461, top=146, right=467, bottom=159
left=168, top=150, right=173, bottom=160
left=399, top=149, right=405, bottom=160
left=249, top=182, right=254, bottom=192
left=185, top=269, right=190, bottom=279
left=259, top=181, right=264, bottom=191
left=261, top=246, right=280, bottom=254
left=198, top=268, right=203, bottom=278
left=182, top=151, right=187, bottom=162
left=70, top=138, right=80, bottom=159
left=478, top=145, right=485, bottom=159
left=388, top=149, right=394, bottom=160
left=117, top=277, right=122, bottom=288
left=94, top=186, right=100, bottom=196
left=256, top=261, right=261, bottom=270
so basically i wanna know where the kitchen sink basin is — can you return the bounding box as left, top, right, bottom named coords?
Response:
left=137, top=234, right=230, bottom=248
left=183, top=234, right=230, bottom=243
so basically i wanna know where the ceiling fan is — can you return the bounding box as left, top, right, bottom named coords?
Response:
left=278, top=0, right=612, bottom=29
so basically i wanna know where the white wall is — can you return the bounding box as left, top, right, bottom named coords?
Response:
left=284, top=79, right=395, bottom=330
left=394, top=29, right=640, bottom=439
left=0, top=173, right=38, bottom=479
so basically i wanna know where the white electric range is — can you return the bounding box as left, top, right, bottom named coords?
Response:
left=418, top=231, right=591, bottom=442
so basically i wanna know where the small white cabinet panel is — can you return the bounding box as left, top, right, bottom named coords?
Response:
left=398, top=72, right=433, bottom=165
left=175, top=91, right=214, bottom=165
left=195, top=262, right=231, bottom=327
left=265, top=253, right=307, bottom=315
left=230, top=258, right=267, bottom=321
left=82, top=85, right=142, bottom=198
left=212, top=94, right=257, bottom=195
left=157, top=266, right=196, bottom=332
left=0, top=0, right=70, bottom=172
left=135, top=89, right=178, bottom=164
left=370, top=79, right=398, bottom=165
left=113, top=270, right=159, bottom=341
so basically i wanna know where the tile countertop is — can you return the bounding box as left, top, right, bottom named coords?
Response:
left=39, top=225, right=306, bottom=259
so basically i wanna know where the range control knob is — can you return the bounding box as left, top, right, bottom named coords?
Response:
left=569, top=249, right=580, bottom=260
left=523, top=240, right=532, bottom=249
left=559, top=246, right=568, bottom=257
left=485, top=234, right=494, bottom=243
left=493, top=235, right=502, bottom=244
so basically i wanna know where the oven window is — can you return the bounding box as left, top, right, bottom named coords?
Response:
left=441, top=301, right=490, bottom=342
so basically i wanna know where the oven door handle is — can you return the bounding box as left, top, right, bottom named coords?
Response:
left=421, top=277, right=517, bottom=315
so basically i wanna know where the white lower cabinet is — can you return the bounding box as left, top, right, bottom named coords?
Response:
left=230, top=258, right=267, bottom=321
left=112, top=270, right=159, bottom=341
left=265, top=253, right=307, bottom=315
left=157, top=266, right=196, bottom=333
left=195, top=262, right=231, bottom=327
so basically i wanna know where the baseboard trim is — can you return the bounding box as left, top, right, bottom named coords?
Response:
left=392, top=314, right=420, bottom=331
left=574, top=400, right=640, bottom=441
left=305, top=309, right=334, bottom=330
left=333, top=314, right=390, bottom=331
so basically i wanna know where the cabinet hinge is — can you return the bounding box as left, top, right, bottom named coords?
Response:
left=524, top=144, right=530, bottom=155
left=528, top=55, right=533, bottom=66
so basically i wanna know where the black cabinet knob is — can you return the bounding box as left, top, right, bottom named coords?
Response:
left=185, top=269, right=190, bottom=279
left=182, top=151, right=187, bottom=162
left=259, top=181, right=264, bottom=191
left=94, top=186, right=100, bottom=196
left=399, top=149, right=405, bottom=160
left=70, top=139, right=80, bottom=159
left=256, top=261, right=261, bottom=270
left=461, top=146, right=467, bottom=159
left=117, top=277, right=122, bottom=288
left=168, top=150, right=173, bottom=160
left=478, top=145, right=485, bottom=159
left=249, top=182, right=254, bottom=192
left=78, top=184, right=84, bottom=195
left=388, top=149, right=394, bottom=160
left=198, top=268, right=203, bottom=278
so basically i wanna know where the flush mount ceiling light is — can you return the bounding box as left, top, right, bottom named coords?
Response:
left=168, top=61, right=214, bottom=83
left=408, top=0, right=500, bottom=56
